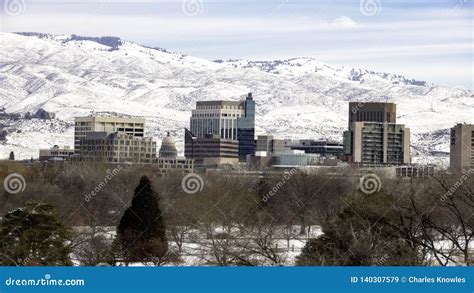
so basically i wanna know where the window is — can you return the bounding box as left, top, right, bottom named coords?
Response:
left=450, top=128, right=457, bottom=145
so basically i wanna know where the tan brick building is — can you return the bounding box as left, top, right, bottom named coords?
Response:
left=450, top=123, right=474, bottom=171
left=78, top=132, right=156, bottom=164
left=74, top=116, right=145, bottom=153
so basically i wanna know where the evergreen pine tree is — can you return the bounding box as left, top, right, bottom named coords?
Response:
left=8, top=151, right=14, bottom=161
left=116, top=176, right=168, bottom=264
left=0, top=202, right=72, bottom=266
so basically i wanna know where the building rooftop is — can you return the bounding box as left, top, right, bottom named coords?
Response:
left=74, top=116, right=145, bottom=123
left=195, top=93, right=253, bottom=108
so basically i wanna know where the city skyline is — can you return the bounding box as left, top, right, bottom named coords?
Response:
left=19, top=97, right=474, bottom=171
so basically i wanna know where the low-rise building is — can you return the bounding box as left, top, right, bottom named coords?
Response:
left=395, top=165, right=435, bottom=178
left=74, top=116, right=145, bottom=153
left=247, top=149, right=342, bottom=169
left=156, top=157, right=194, bottom=174
left=246, top=153, right=274, bottom=169
left=288, top=139, right=343, bottom=157
left=39, top=145, right=75, bottom=161
left=256, top=135, right=287, bottom=155
left=273, top=152, right=322, bottom=167
left=184, top=129, right=239, bottom=167
left=78, top=132, right=156, bottom=164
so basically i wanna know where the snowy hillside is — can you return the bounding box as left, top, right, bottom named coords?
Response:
left=0, top=32, right=472, bottom=163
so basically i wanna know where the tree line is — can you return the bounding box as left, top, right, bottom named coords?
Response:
left=0, top=162, right=472, bottom=266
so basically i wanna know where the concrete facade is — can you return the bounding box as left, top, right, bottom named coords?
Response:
left=256, top=135, right=287, bottom=155
left=349, top=122, right=410, bottom=165
left=78, top=132, right=156, bottom=164
left=288, top=139, right=343, bottom=157
left=156, top=157, right=194, bottom=173
left=450, top=123, right=474, bottom=171
left=74, top=116, right=145, bottom=153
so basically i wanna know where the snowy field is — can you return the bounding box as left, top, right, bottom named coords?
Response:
left=72, top=225, right=473, bottom=266
left=73, top=225, right=323, bottom=266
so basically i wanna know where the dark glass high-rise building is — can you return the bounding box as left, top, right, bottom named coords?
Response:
left=237, top=93, right=256, bottom=161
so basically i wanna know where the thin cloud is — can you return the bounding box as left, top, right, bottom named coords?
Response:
left=330, top=16, right=358, bottom=29
left=0, top=1, right=471, bottom=89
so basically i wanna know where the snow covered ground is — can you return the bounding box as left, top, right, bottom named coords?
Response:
left=73, top=225, right=472, bottom=266
left=73, top=225, right=322, bottom=266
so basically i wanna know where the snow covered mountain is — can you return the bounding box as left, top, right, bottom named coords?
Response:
left=0, top=32, right=472, bottom=164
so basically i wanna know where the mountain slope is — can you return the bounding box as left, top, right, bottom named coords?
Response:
left=0, top=32, right=472, bottom=164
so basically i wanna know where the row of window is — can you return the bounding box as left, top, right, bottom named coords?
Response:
left=81, top=152, right=154, bottom=158
left=158, top=164, right=193, bottom=169
left=83, top=139, right=155, bottom=146
left=82, top=147, right=155, bottom=152
left=197, top=104, right=243, bottom=110
left=193, top=113, right=242, bottom=117
left=354, top=111, right=391, bottom=123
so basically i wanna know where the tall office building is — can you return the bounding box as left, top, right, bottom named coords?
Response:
left=189, top=93, right=255, bottom=161
left=74, top=116, right=145, bottom=153
left=343, top=102, right=410, bottom=165
left=450, top=123, right=474, bottom=171
left=347, top=122, right=410, bottom=165
left=348, top=102, right=396, bottom=129
left=237, top=94, right=256, bottom=160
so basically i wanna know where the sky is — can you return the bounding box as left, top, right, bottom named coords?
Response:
left=0, top=0, right=473, bottom=89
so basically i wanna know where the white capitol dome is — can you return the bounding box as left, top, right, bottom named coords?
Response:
left=159, top=132, right=178, bottom=158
